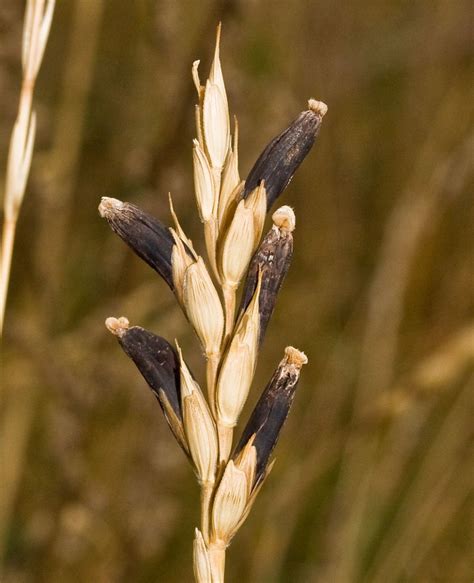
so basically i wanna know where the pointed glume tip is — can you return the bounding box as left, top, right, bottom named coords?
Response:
left=105, top=316, right=130, bottom=337
left=272, top=206, right=296, bottom=232
left=284, top=346, right=308, bottom=367
left=98, top=197, right=125, bottom=218
left=307, top=99, right=328, bottom=118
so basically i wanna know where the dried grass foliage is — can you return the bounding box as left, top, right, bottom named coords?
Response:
left=0, top=0, right=55, bottom=333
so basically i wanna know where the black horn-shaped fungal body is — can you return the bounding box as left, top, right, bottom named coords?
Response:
left=243, top=100, right=327, bottom=209
left=106, top=318, right=189, bottom=455
left=234, top=347, right=307, bottom=484
left=99, top=197, right=175, bottom=289
left=238, top=208, right=294, bottom=347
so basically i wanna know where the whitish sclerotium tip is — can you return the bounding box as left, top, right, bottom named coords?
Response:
left=284, top=346, right=308, bottom=367
left=99, top=196, right=124, bottom=218
left=308, top=99, right=328, bottom=118
left=105, top=316, right=130, bottom=337
left=272, top=206, right=296, bottom=232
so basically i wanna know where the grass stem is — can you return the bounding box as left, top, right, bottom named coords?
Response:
left=200, top=481, right=214, bottom=544
left=206, top=353, right=220, bottom=415
left=217, top=422, right=233, bottom=463
left=0, top=220, right=17, bottom=335
left=222, top=283, right=236, bottom=342
left=208, top=541, right=226, bottom=583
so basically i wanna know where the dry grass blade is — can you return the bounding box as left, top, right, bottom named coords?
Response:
left=0, top=0, right=56, bottom=335
left=368, top=375, right=473, bottom=583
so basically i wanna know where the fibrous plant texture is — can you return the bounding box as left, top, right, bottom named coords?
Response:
left=100, top=26, right=326, bottom=583
left=0, top=0, right=56, bottom=335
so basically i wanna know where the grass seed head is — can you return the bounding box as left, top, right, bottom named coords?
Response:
left=100, top=26, right=324, bottom=581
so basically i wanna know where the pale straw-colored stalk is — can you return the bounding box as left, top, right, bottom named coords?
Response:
left=0, top=0, right=55, bottom=335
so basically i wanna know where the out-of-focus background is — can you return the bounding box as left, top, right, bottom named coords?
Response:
left=1, top=1, right=473, bottom=582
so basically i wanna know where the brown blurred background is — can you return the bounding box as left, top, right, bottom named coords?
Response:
left=1, top=1, right=473, bottom=582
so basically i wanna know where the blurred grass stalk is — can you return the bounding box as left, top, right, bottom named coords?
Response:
left=0, top=1, right=56, bottom=570
left=35, top=0, right=104, bottom=321
left=0, top=0, right=55, bottom=335
left=0, top=0, right=105, bottom=572
left=320, top=90, right=474, bottom=583
left=249, top=89, right=473, bottom=582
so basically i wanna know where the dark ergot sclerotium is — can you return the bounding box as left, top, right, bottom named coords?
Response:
left=243, top=99, right=327, bottom=209
left=238, top=207, right=295, bottom=347
left=234, top=347, right=308, bottom=483
left=99, top=197, right=175, bottom=289
left=105, top=317, right=189, bottom=455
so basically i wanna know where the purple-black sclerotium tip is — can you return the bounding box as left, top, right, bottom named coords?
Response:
left=243, top=100, right=327, bottom=209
